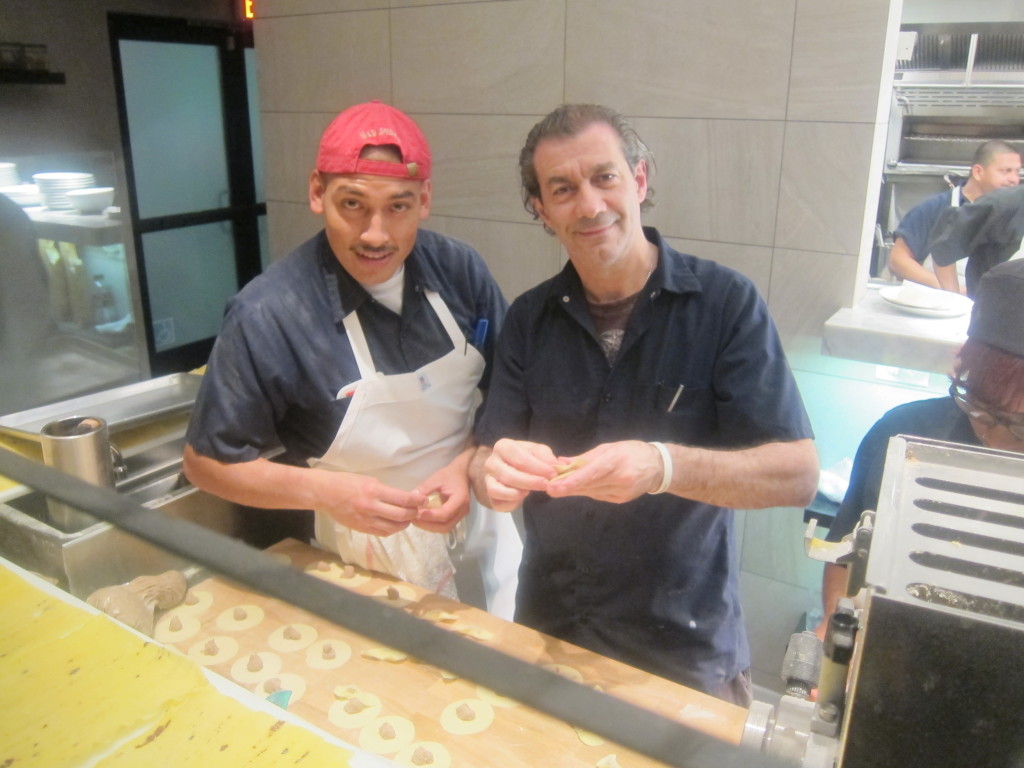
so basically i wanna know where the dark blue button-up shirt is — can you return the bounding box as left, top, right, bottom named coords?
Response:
left=188, top=229, right=507, bottom=467
left=475, top=227, right=813, bottom=694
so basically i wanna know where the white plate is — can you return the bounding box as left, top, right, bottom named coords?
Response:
left=879, top=286, right=973, bottom=318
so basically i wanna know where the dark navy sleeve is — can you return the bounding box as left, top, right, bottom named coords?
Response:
left=186, top=297, right=289, bottom=463
left=825, top=413, right=893, bottom=542
left=473, top=291, right=533, bottom=446
left=894, top=190, right=951, bottom=262
left=708, top=272, right=814, bottom=445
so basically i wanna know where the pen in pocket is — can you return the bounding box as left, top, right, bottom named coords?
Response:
left=466, top=317, right=488, bottom=354
left=667, top=384, right=684, bottom=413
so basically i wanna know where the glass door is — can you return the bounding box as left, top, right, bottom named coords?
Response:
left=108, top=13, right=266, bottom=375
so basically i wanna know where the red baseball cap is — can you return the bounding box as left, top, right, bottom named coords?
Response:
left=315, top=100, right=431, bottom=181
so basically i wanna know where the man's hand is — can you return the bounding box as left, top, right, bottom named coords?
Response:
left=472, top=438, right=559, bottom=512
left=313, top=471, right=423, bottom=537
left=546, top=441, right=663, bottom=503
left=413, top=449, right=473, bottom=534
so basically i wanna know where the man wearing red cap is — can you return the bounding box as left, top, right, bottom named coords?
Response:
left=184, top=101, right=507, bottom=600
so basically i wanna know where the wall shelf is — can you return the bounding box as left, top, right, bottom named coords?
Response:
left=0, top=70, right=65, bottom=84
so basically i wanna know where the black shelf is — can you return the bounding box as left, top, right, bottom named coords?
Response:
left=0, top=70, right=66, bottom=84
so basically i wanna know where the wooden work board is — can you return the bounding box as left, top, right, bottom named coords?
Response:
left=152, top=538, right=747, bottom=768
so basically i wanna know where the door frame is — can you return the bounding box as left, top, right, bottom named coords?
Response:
left=107, top=12, right=264, bottom=375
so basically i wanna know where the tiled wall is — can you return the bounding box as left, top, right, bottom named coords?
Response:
left=253, top=0, right=906, bottom=695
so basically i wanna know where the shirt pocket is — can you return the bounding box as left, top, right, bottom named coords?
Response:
left=652, top=384, right=719, bottom=442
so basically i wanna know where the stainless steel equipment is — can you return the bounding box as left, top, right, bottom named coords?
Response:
left=767, top=435, right=1024, bottom=767
left=875, top=22, right=1024, bottom=277
left=0, top=375, right=297, bottom=599
left=38, top=415, right=118, bottom=530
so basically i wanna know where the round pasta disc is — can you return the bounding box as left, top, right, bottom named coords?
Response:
left=439, top=698, right=495, bottom=735
left=154, top=611, right=201, bottom=644
left=305, top=560, right=370, bottom=588
left=230, top=651, right=282, bottom=684
left=372, top=583, right=417, bottom=608
left=394, top=741, right=452, bottom=768
left=186, top=635, right=239, bottom=666
left=267, top=622, right=317, bottom=652
left=305, top=638, right=352, bottom=670
left=177, top=588, right=213, bottom=613
left=255, top=671, right=307, bottom=702
left=328, top=687, right=383, bottom=730
left=215, top=603, right=265, bottom=632
left=358, top=715, right=416, bottom=754
left=475, top=685, right=519, bottom=708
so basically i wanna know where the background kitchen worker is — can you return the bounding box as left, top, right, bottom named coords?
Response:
left=816, top=258, right=1024, bottom=638
left=930, top=182, right=1024, bottom=298
left=184, top=101, right=508, bottom=601
left=886, top=139, right=1020, bottom=289
left=469, top=104, right=819, bottom=705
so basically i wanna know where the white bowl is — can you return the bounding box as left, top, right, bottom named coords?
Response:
left=65, top=187, right=114, bottom=214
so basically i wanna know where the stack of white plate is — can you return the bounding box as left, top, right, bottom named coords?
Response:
left=0, top=163, right=19, bottom=187
left=32, top=172, right=96, bottom=211
left=0, top=184, right=42, bottom=207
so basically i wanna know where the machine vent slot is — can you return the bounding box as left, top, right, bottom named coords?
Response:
left=908, top=551, right=1024, bottom=589
left=913, top=498, right=1024, bottom=530
left=906, top=582, right=1024, bottom=624
left=915, top=475, right=1024, bottom=507
left=911, top=523, right=1024, bottom=558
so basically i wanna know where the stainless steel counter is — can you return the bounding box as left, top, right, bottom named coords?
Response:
left=822, top=282, right=970, bottom=374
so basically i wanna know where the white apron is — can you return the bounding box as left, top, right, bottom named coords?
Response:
left=925, top=187, right=968, bottom=280
left=310, top=290, right=484, bottom=599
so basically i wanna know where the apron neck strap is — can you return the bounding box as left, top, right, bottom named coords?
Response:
left=342, top=289, right=465, bottom=377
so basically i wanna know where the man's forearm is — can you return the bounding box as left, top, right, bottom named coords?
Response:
left=183, top=445, right=324, bottom=511
left=888, top=240, right=939, bottom=288
left=663, top=438, right=819, bottom=509
left=934, top=263, right=960, bottom=293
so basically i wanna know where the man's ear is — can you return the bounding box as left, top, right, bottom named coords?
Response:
left=419, top=179, right=433, bottom=221
left=309, top=170, right=325, bottom=214
left=970, top=163, right=985, bottom=182
left=532, top=196, right=550, bottom=228
left=634, top=159, right=649, bottom=204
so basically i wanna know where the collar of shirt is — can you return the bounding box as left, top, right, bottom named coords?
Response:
left=543, top=226, right=704, bottom=310
left=314, top=230, right=447, bottom=323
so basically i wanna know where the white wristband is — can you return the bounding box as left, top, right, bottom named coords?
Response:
left=647, top=441, right=673, bottom=495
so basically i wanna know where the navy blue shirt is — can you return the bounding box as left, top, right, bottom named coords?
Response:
left=474, top=227, right=813, bottom=695
left=894, top=186, right=963, bottom=262
left=187, top=229, right=507, bottom=467
left=826, top=397, right=977, bottom=543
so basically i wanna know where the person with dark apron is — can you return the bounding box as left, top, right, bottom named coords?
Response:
left=183, top=101, right=510, bottom=603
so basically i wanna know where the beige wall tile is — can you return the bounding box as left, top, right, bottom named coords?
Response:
left=768, top=247, right=860, bottom=365
left=417, top=114, right=541, bottom=224
left=260, top=112, right=336, bottom=204
left=259, top=0, right=388, bottom=15
left=636, top=118, right=785, bottom=247
left=427, top=216, right=563, bottom=303
left=254, top=12, right=391, bottom=113
left=391, top=0, right=564, bottom=114
left=775, top=121, right=876, bottom=255
left=787, top=0, right=898, bottom=123
left=741, top=506, right=824, bottom=589
left=565, top=0, right=796, bottom=120
left=266, top=200, right=321, bottom=262
left=663, top=236, right=774, bottom=298
left=739, top=570, right=818, bottom=681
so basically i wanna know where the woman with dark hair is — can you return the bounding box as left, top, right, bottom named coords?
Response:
left=817, top=258, right=1024, bottom=632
